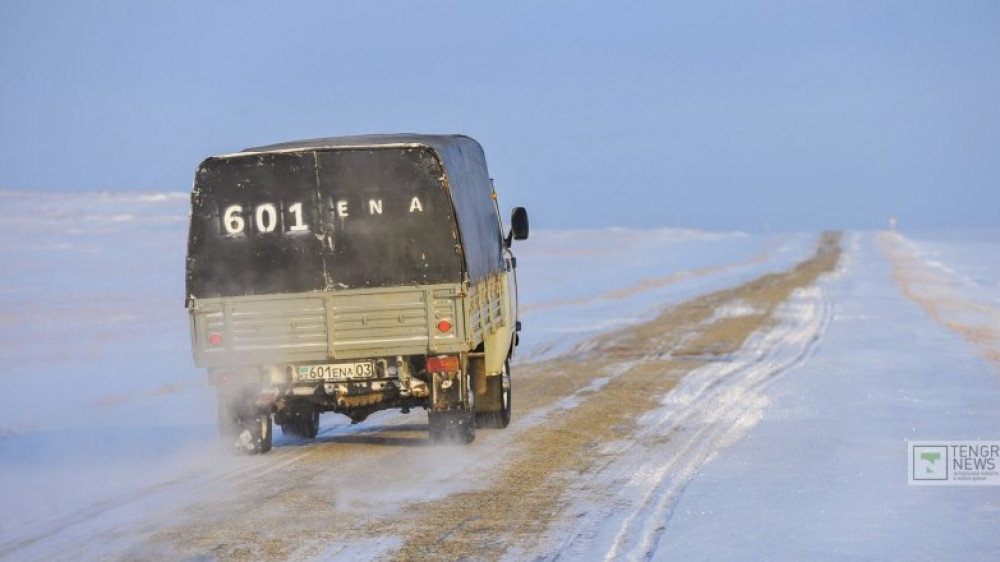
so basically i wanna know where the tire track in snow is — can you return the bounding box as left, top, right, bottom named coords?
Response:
left=0, top=443, right=317, bottom=559
left=878, top=232, right=1000, bottom=377
left=562, top=282, right=834, bottom=561
left=0, top=416, right=422, bottom=560
left=0, top=387, right=468, bottom=560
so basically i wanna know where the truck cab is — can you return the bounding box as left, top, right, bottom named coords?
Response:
left=185, top=134, right=528, bottom=452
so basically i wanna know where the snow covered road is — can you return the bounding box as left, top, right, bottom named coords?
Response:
left=547, top=281, right=834, bottom=561
left=651, top=233, right=1000, bottom=561
left=1, top=190, right=998, bottom=561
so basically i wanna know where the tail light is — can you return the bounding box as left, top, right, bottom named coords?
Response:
left=208, top=333, right=223, bottom=347
left=426, top=355, right=460, bottom=373
left=209, top=370, right=234, bottom=385
left=436, top=319, right=453, bottom=333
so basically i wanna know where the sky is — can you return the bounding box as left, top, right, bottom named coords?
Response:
left=1, top=1, right=997, bottom=231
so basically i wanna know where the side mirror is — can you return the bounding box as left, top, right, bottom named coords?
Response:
left=508, top=207, right=529, bottom=245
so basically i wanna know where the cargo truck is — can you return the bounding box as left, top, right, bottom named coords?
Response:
left=185, top=134, right=528, bottom=453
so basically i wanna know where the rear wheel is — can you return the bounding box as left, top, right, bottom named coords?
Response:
left=236, top=414, right=272, bottom=454
left=218, top=398, right=272, bottom=454
left=280, top=410, right=320, bottom=439
left=475, top=360, right=512, bottom=429
left=302, top=410, right=320, bottom=438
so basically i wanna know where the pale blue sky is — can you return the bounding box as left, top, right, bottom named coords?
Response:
left=1, top=1, right=997, bottom=230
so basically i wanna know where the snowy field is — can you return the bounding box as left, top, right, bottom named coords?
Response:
left=1, top=190, right=998, bottom=559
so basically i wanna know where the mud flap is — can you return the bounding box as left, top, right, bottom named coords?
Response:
left=476, top=373, right=504, bottom=412
left=429, top=371, right=475, bottom=444
left=474, top=359, right=511, bottom=429
left=428, top=409, right=475, bottom=444
left=469, top=355, right=492, bottom=404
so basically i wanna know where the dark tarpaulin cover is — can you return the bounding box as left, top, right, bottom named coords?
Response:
left=186, top=135, right=504, bottom=299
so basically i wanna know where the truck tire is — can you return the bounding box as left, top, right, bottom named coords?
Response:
left=236, top=414, right=272, bottom=454
left=303, top=410, right=320, bottom=438
left=475, top=360, right=512, bottom=429
left=256, top=415, right=273, bottom=453
left=280, top=410, right=320, bottom=439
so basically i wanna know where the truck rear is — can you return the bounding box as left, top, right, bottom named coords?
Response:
left=185, top=135, right=527, bottom=453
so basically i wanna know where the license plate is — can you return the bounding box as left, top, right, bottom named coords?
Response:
left=297, top=361, right=375, bottom=381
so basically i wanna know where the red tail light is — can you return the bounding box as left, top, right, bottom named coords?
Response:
left=436, top=319, right=453, bottom=333
left=208, top=333, right=223, bottom=347
left=426, top=355, right=460, bottom=372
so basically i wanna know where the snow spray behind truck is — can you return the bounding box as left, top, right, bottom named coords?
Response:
left=185, top=134, right=528, bottom=453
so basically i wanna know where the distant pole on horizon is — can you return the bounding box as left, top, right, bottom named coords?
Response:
left=889, top=216, right=898, bottom=231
